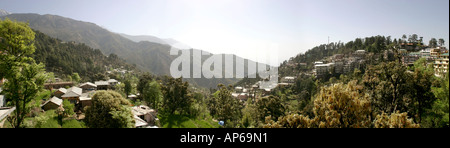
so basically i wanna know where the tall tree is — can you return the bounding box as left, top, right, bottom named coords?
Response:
left=84, top=90, right=135, bottom=128
left=363, top=61, right=410, bottom=114
left=402, top=34, right=407, bottom=43
left=142, top=80, right=162, bottom=111
left=429, top=38, right=438, bottom=48
left=209, top=84, right=242, bottom=127
left=409, top=58, right=436, bottom=123
left=438, top=38, right=445, bottom=47
left=137, top=72, right=153, bottom=99
left=123, top=79, right=132, bottom=98
left=0, top=18, right=47, bottom=128
left=71, top=73, right=81, bottom=84
left=256, top=95, right=285, bottom=122
left=160, top=76, right=193, bottom=115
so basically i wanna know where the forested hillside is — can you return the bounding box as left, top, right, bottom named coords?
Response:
left=32, top=30, right=138, bottom=81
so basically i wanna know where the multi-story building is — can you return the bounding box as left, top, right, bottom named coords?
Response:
left=402, top=52, right=421, bottom=66
left=430, top=47, right=446, bottom=59
left=314, top=63, right=334, bottom=78
left=434, top=53, right=449, bottom=77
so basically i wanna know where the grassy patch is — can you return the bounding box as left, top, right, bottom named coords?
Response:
left=159, top=114, right=220, bottom=128
left=62, top=119, right=84, bottom=128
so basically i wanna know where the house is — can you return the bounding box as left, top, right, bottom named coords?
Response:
left=334, top=61, right=344, bottom=74
left=0, top=107, right=16, bottom=127
left=108, top=79, right=119, bottom=86
left=95, top=81, right=109, bottom=90
left=79, top=82, right=97, bottom=93
left=128, top=94, right=138, bottom=100
left=79, top=96, right=92, bottom=109
left=277, top=83, right=289, bottom=88
left=430, top=48, right=441, bottom=59
left=353, top=50, right=366, bottom=59
left=235, top=87, right=243, bottom=93
left=41, top=96, right=63, bottom=111
left=53, top=88, right=67, bottom=98
left=261, top=88, right=272, bottom=96
left=232, top=93, right=248, bottom=101
left=332, top=54, right=344, bottom=61
left=402, top=52, right=421, bottom=66
left=132, top=105, right=158, bottom=128
left=314, top=63, right=334, bottom=78
left=280, top=76, right=295, bottom=84
left=61, top=86, right=82, bottom=104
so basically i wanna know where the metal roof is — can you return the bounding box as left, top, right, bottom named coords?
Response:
left=42, top=96, right=63, bottom=106
left=61, top=87, right=82, bottom=98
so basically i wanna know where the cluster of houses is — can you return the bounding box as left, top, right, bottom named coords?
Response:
left=231, top=76, right=297, bottom=102
left=313, top=50, right=366, bottom=78
left=40, top=78, right=158, bottom=128
left=394, top=47, right=448, bottom=76
left=312, top=46, right=449, bottom=78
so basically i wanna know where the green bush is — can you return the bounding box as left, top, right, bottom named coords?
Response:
left=62, top=119, right=83, bottom=128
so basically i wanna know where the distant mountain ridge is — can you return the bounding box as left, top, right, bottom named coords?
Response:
left=1, top=13, right=268, bottom=88
left=119, top=33, right=168, bottom=45
left=0, top=9, right=11, bottom=16
left=119, top=33, right=192, bottom=49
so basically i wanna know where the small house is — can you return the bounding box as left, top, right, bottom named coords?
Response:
left=79, top=82, right=97, bottom=93
left=280, top=76, right=295, bottom=84
left=53, top=88, right=67, bottom=98
left=79, top=97, right=92, bottom=109
left=61, top=86, right=82, bottom=104
left=95, top=81, right=109, bottom=90
left=107, top=79, right=119, bottom=86
left=235, top=87, right=243, bottom=93
left=132, top=105, right=157, bottom=127
left=41, top=96, right=63, bottom=111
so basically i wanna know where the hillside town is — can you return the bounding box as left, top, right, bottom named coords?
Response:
left=230, top=45, right=448, bottom=104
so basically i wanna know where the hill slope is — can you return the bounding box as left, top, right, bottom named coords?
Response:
left=2, top=13, right=269, bottom=88
left=33, top=30, right=138, bottom=81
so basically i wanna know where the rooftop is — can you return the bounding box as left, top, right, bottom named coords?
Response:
left=42, top=96, right=63, bottom=106
left=283, top=76, right=295, bottom=80
left=56, top=88, right=67, bottom=94
left=79, top=97, right=91, bottom=101
left=61, top=86, right=82, bottom=98
left=108, top=79, right=118, bottom=83
left=132, top=105, right=156, bottom=116
left=94, top=81, right=109, bottom=86
left=80, top=82, right=97, bottom=88
left=0, top=107, right=15, bottom=122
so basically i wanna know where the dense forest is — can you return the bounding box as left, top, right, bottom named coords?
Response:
left=32, top=30, right=138, bottom=82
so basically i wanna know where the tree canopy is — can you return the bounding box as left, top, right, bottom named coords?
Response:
left=84, top=90, right=135, bottom=128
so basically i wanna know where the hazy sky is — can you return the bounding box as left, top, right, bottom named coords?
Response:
left=1, top=0, right=449, bottom=65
